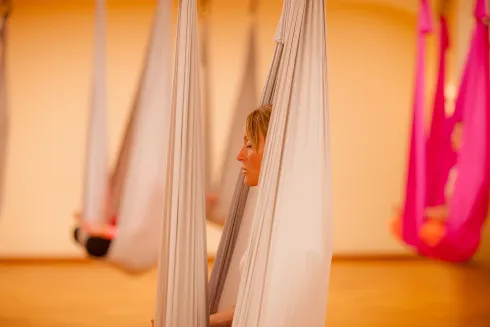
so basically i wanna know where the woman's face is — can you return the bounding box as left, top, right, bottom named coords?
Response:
left=236, top=127, right=265, bottom=187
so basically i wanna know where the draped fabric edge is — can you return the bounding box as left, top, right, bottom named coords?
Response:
left=199, top=0, right=213, bottom=193
left=0, top=1, right=9, bottom=214
left=80, top=0, right=109, bottom=242
left=401, top=0, right=433, bottom=246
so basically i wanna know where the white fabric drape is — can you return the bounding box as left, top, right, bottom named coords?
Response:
left=82, top=0, right=109, bottom=228
left=214, top=187, right=257, bottom=311
left=106, top=93, right=138, bottom=219
left=199, top=0, right=213, bottom=192
left=78, top=0, right=173, bottom=272
left=153, top=0, right=209, bottom=326
left=152, top=0, right=331, bottom=323
left=106, top=0, right=173, bottom=272
left=232, top=0, right=332, bottom=326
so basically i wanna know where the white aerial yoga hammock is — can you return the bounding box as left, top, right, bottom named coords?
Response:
left=153, top=0, right=209, bottom=325
left=0, top=0, right=10, bottom=214
left=208, top=0, right=333, bottom=321
left=232, top=0, right=332, bottom=324
left=78, top=0, right=173, bottom=272
left=153, top=0, right=332, bottom=325
left=105, top=0, right=174, bottom=271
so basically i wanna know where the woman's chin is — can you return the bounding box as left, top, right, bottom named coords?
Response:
left=244, top=176, right=258, bottom=187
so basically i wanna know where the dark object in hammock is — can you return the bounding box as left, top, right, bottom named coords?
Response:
left=72, top=227, right=112, bottom=258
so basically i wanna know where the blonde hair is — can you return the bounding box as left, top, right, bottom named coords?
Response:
left=245, top=104, right=272, bottom=149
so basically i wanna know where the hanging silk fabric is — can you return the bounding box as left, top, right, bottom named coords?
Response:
left=0, top=0, right=9, bottom=214
left=199, top=0, right=213, bottom=193
left=153, top=0, right=209, bottom=325
left=152, top=0, right=331, bottom=324
left=105, top=0, right=173, bottom=271
left=209, top=0, right=333, bottom=324
left=425, top=14, right=453, bottom=208
left=392, top=0, right=440, bottom=242
left=79, top=0, right=173, bottom=272
left=232, top=0, right=332, bottom=324
left=210, top=0, right=259, bottom=225
left=397, top=0, right=490, bottom=262
left=81, top=0, right=109, bottom=232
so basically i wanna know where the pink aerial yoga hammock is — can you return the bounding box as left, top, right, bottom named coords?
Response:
left=394, top=0, right=490, bottom=262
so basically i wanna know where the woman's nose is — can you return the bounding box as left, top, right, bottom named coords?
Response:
left=236, top=147, right=245, bottom=162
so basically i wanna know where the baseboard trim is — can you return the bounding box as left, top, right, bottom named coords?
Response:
left=0, top=257, right=92, bottom=265
left=332, top=253, right=420, bottom=261
left=206, top=253, right=420, bottom=265
left=0, top=253, right=418, bottom=265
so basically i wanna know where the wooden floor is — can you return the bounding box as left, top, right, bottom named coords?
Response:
left=0, top=259, right=489, bottom=327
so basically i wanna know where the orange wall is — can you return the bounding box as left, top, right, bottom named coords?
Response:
left=0, top=0, right=473, bottom=258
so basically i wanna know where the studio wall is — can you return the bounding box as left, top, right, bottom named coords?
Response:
left=1, top=0, right=477, bottom=259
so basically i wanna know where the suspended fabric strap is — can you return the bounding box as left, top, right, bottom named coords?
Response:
left=401, top=0, right=490, bottom=262
left=208, top=44, right=283, bottom=313
left=233, top=0, right=332, bottom=325
left=82, top=0, right=109, bottom=230
left=199, top=0, right=214, bottom=193
left=0, top=1, right=9, bottom=214
left=105, top=0, right=173, bottom=271
left=77, top=0, right=135, bottom=239
left=106, top=75, right=142, bottom=219
left=211, top=15, right=259, bottom=225
left=153, top=0, right=209, bottom=325
left=450, top=4, right=482, bottom=124
left=425, top=15, right=453, bottom=207
left=401, top=0, right=433, bottom=247
left=76, top=0, right=136, bottom=238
